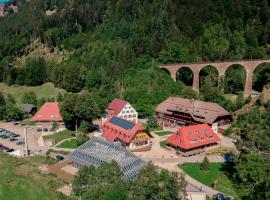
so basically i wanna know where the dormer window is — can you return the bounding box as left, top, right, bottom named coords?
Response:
left=190, top=139, right=197, bottom=144
left=208, top=136, right=214, bottom=140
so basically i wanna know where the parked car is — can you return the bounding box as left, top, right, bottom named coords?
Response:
left=0, top=146, right=4, bottom=151
left=6, top=148, right=14, bottom=153
left=16, top=141, right=25, bottom=145
left=8, top=133, right=19, bottom=137
left=232, top=138, right=237, bottom=143
left=224, top=154, right=234, bottom=163
left=55, top=155, right=64, bottom=161
left=1, top=135, right=9, bottom=139
left=3, top=147, right=10, bottom=152
left=9, top=138, right=18, bottom=142
left=213, top=193, right=233, bottom=200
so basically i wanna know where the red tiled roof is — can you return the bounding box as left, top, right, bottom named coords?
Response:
left=166, top=124, right=220, bottom=150
left=105, top=99, right=128, bottom=116
left=101, top=117, right=145, bottom=144
left=32, top=102, right=63, bottom=121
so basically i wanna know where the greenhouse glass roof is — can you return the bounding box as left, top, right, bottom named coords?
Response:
left=68, top=137, right=146, bottom=180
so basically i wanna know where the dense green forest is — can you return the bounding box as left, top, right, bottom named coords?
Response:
left=1, top=0, right=270, bottom=118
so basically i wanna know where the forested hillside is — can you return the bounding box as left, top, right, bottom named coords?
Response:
left=1, top=0, right=270, bottom=116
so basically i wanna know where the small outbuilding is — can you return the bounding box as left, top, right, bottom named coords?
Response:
left=17, top=104, right=37, bottom=116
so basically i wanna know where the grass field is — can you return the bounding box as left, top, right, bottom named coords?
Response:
left=43, top=130, right=75, bottom=144
left=160, top=140, right=170, bottom=148
left=57, top=139, right=78, bottom=149
left=0, top=153, right=64, bottom=200
left=155, top=131, right=173, bottom=136
left=224, top=94, right=238, bottom=102
left=180, top=163, right=239, bottom=199
left=0, top=82, right=66, bottom=103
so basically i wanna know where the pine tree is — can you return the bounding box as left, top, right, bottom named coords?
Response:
left=200, top=157, right=210, bottom=171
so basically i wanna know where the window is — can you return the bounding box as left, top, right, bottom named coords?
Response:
left=208, top=136, right=214, bottom=140
left=126, top=111, right=130, bottom=113
left=190, top=139, right=197, bottom=144
left=131, top=110, right=133, bottom=113
left=195, top=130, right=200, bottom=134
left=200, top=138, right=205, bottom=142
left=128, top=115, right=132, bottom=118
left=133, top=114, right=136, bottom=118
left=122, top=111, right=125, bottom=114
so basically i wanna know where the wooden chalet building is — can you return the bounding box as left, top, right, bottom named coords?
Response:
left=32, top=102, right=65, bottom=132
left=101, top=116, right=151, bottom=152
left=167, top=124, right=221, bottom=156
left=155, top=97, right=231, bottom=133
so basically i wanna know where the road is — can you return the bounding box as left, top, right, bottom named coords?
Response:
left=133, top=131, right=236, bottom=197
left=138, top=155, right=225, bottom=163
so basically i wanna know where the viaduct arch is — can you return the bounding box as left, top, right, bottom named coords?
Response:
left=160, top=59, right=270, bottom=97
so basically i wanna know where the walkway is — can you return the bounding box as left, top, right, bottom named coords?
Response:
left=156, top=162, right=220, bottom=197
left=134, top=131, right=229, bottom=197
left=49, top=137, right=76, bottom=152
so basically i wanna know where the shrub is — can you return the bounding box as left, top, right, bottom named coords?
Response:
left=200, top=157, right=210, bottom=171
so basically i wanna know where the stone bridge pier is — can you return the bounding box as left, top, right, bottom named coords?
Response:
left=160, top=59, right=270, bottom=97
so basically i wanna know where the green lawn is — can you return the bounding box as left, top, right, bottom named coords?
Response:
left=0, top=153, right=64, bottom=200
left=180, top=163, right=239, bottom=199
left=155, top=131, right=173, bottom=136
left=43, top=130, right=75, bottom=144
left=57, top=139, right=78, bottom=149
left=0, top=82, right=66, bottom=103
left=160, top=140, right=170, bottom=148
left=223, top=94, right=238, bottom=102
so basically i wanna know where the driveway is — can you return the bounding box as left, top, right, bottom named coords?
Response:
left=133, top=131, right=229, bottom=197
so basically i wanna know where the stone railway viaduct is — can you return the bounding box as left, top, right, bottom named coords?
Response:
left=160, top=59, right=270, bottom=97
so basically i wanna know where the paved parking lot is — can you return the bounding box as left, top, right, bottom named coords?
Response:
left=0, top=122, right=45, bottom=152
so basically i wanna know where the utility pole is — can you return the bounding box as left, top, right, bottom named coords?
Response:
left=24, top=127, right=29, bottom=157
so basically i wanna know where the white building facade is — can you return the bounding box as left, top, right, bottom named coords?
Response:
left=101, top=99, right=138, bottom=124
